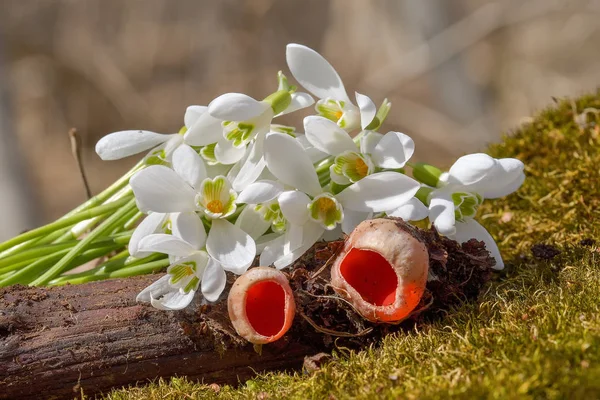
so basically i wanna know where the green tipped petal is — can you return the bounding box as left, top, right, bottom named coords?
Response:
left=224, top=122, right=255, bottom=148
left=200, top=143, right=218, bottom=165
left=198, top=176, right=237, bottom=219
left=333, top=151, right=373, bottom=183
left=309, top=194, right=343, bottom=230
left=168, top=260, right=198, bottom=292
left=452, top=191, right=483, bottom=221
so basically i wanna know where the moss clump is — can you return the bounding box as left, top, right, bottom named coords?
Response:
left=101, top=92, right=600, bottom=400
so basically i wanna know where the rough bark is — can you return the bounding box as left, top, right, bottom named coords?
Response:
left=0, top=221, right=495, bottom=399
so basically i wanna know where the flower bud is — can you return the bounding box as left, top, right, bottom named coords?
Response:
left=228, top=267, right=296, bottom=344
left=330, top=218, right=429, bottom=323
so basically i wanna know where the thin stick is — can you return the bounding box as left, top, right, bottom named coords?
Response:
left=69, top=128, right=92, bottom=200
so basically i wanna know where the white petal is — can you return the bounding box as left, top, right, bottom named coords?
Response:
left=129, top=212, right=167, bottom=258
left=452, top=219, right=504, bottom=270
left=172, top=144, right=207, bottom=189
left=304, top=116, right=356, bottom=156
left=208, top=93, right=270, bottom=121
left=130, top=166, right=197, bottom=213
left=235, top=206, right=271, bottom=240
left=215, top=138, right=247, bottom=165
left=137, top=233, right=196, bottom=257
left=429, top=190, right=456, bottom=235
left=278, top=190, right=311, bottom=225
left=262, top=222, right=324, bottom=269
left=342, top=210, right=371, bottom=234
left=237, top=180, right=283, bottom=204
left=355, top=92, right=377, bottom=130
left=184, top=105, right=208, bottom=129
left=296, top=134, right=328, bottom=164
left=359, top=131, right=383, bottom=155
left=277, top=92, right=315, bottom=116
left=151, top=289, right=196, bottom=310
left=478, top=158, right=525, bottom=199
left=184, top=111, right=224, bottom=146
left=448, top=153, right=497, bottom=186
left=172, top=212, right=206, bottom=250
left=264, top=133, right=322, bottom=197
left=371, top=131, right=415, bottom=169
left=206, top=219, right=256, bottom=274
left=136, top=275, right=172, bottom=303
left=329, top=164, right=352, bottom=185
left=336, top=172, right=420, bottom=212
left=286, top=43, right=351, bottom=103
left=388, top=197, right=429, bottom=221
left=231, top=134, right=267, bottom=192
left=201, top=258, right=227, bottom=302
left=95, top=130, right=169, bottom=160
left=483, top=172, right=525, bottom=199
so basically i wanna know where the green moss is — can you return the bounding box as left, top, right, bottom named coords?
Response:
left=101, top=92, right=600, bottom=400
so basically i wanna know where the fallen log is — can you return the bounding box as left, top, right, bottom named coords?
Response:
left=0, top=221, right=494, bottom=399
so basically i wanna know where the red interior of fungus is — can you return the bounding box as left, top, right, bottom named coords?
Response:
left=339, top=248, right=398, bottom=306
left=245, top=281, right=286, bottom=337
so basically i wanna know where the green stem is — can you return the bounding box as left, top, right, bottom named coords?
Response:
left=0, top=234, right=131, bottom=276
left=124, top=211, right=144, bottom=230
left=0, top=244, right=121, bottom=287
left=51, top=258, right=169, bottom=286
left=0, top=227, right=71, bottom=259
left=30, top=198, right=138, bottom=285
left=0, top=196, right=132, bottom=254
left=62, top=161, right=143, bottom=217
left=49, top=252, right=163, bottom=285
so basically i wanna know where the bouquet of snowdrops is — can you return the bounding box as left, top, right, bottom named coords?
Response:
left=0, top=44, right=524, bottom=313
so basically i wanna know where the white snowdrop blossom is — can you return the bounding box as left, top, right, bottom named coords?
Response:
left=95, top=105, right=223, bottom=163
left=89, top=42, right=527, bottom=312
left=259, top=132, right=420, bottom=269
left=206, top=73, right=314, bottom=192
left=135, top=212, right=226, bottom=310
left=286, top=43, right=389, bottom=132
left=129, top=144, right=256, bottom=274
left=303, top=117, right=415, bottom=185
left=425, top=153, right=525, bottom=270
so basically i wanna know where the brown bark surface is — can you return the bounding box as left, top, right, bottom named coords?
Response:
left=0, top=220, right=495, bottom=400
left=0, top=275, right=316, bottom=400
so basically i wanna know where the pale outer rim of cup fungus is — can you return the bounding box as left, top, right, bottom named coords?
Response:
left=330, top=218, right=430, bottom=323
left=227, top=266, right=296, bottom=344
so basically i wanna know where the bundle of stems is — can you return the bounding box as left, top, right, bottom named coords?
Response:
left=0, top=162, right=169, bottom=287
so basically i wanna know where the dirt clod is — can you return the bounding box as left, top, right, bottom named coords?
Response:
left=531, top=244, right=561, bottom=260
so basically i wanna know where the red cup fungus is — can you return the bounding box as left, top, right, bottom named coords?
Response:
left=228, top=266, right=296, bottom=344
left=331, top=218, right=429, bottom=323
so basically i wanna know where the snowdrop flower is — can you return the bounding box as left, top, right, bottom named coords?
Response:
left=128, top=212, right=176, bottom=259
left=95, top=105, right=222, bottom=163
left=135, top=212, right=226, bottom=310
left=206, top=73, right=314, bottom=192
left=129, top=144, right=256, bottom=273
left=304, top=117, right=414, bottom=185
left=234, top=179, right=287, bottom=240
left=427, top=153, right=525, bottom=270
left=286, top=44, right=388, bottom=132
left=258, top=132, right=420, bottom=269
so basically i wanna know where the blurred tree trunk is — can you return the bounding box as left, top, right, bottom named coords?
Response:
left=0, top=32, right=39, bottom=241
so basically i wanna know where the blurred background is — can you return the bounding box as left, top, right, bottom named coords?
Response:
left=0, top=0, right=598, bottom=240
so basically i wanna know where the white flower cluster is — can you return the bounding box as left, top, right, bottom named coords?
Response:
left=95, top=44, right=525, bottom=310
